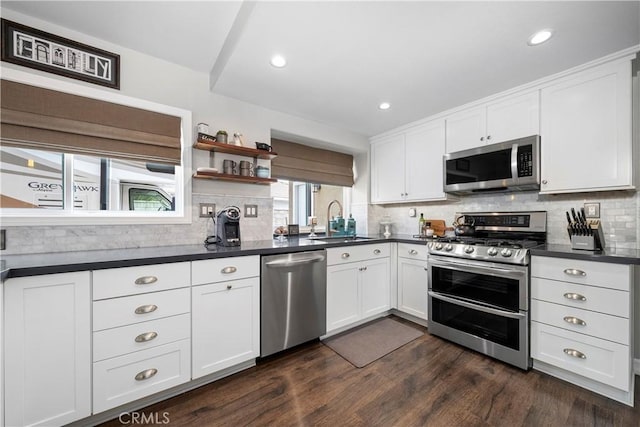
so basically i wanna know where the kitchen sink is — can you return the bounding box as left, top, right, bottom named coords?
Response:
left=309, top=236, right=374, bottom=243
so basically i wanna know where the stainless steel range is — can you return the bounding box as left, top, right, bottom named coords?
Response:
left=427, top=211, right=546, bottom=370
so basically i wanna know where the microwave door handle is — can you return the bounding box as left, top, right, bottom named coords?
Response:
left=511, top=143, right=519, bottom=182
left=428, top=291, right=525, bottom=320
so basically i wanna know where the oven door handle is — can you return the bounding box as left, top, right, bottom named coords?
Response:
left=428, top=291, right=526, bottom=320
left=428, top=257, right=526, bottom=279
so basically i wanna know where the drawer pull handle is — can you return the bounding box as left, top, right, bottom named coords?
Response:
left=134, top=276, right=158, bottom=285
left=134, top=304, right=158, bottom=315
left=563, top=292, right=587, bottom=302
left=135, top=331, right=158, bottom=343
left=409, top=249, right=418, bottom=255
left=341, top=253, right=350, bottom=259
left=424, top=267, right=428, bottom=271
left=135, top=368, right=158, bottom=381
left=563, top=348, right=587, bottom=359
left=374, top=249, right=381, bottom=255
left=227, top=284, right=232, bottom=290
left=221, top=266, right=237, bottom=274
left=563, top=316, right=586, bottom=327
left=563, top=268, right=586, bottom=277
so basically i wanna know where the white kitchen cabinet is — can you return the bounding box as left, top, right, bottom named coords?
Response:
left=92, top=263, right=191, bottom=413
left=191, top=256, right=260, bottom=379
left=371, top=120, right=446, bottom=203
left=530, top=255, right=634, bottom=405
left=326, top=244, right=391, bottom=332
left=4, top=272, right=91, bottom=427
left=539, top=58, right=633, bottom=194
left=396, top=243, right=429, bottom=320
left=445, top=91, right=539, bottom=153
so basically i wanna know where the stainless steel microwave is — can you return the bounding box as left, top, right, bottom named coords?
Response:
left=443, top=135, right=540, bottom=195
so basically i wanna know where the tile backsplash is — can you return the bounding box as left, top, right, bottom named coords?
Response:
left=2, top=194, right=274, bottom=255
left=368, top=190, right=639, bottom=249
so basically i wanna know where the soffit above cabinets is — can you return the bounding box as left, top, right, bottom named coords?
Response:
left=2, top=1, right=638, bottom=137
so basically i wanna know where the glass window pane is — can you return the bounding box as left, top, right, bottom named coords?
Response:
left=0, top=147, right=64, bottom=209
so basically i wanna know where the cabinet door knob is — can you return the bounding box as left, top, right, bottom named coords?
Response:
left=563, top=292, right=587, bottom=302
left=341, top=253, right=350, bottom=259
left=487, top=135, right=491, bottom=140
left=542, top=180, right=548, bottom=185
left=563, top=348, right=586, bottom=359
left=221, top=266, right=237, bottom=274
left=563, top=316, right=586, bottom=326
left=135, top=331, right=158, bottom=343
left=480, top=136, right=484, bottom=141
left=424, top=267, right=428, bottom=271
left=134, top=304, right=158, bottom=315
left=135, top=368, right=158, bottom=381
left=227, top=284, right=232, bottom=290
left=373, top=249, right=381, bottom=255
left=409, top=249, right=418, bottom=255
left=563, top=268, right=586, bottom=277
left=134, top=276, right=158, bottom=285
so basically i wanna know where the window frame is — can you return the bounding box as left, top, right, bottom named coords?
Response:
left=0, top=67, right=192, bottom=226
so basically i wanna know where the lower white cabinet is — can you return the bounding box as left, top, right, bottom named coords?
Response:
left=191, top=256, right=260, bottom=379
left=397, top=244, right=428, bottom=320
left=326, top=244, right=391, bottom=332
left=4, top=272, right=91, bottom=427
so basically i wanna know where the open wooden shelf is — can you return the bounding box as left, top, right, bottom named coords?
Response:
left=194, top=140, right=277, bottom=160
left=193, top=171, right=277, bottom=185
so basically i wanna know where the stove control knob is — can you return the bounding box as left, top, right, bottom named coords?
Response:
left=427, top=242, right=433, bottom=249
left=501, top=248, right=513, bottom=257
left=487, top=247, right=498, bottom=256
left=464, top=246, right=474, bottom=254
left=444, top=244, right=454, bottom=252
left=434, top=243, right=443, bottom=250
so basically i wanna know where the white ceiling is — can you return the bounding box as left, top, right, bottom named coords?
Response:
left=2, top=1, right=639, bottom=137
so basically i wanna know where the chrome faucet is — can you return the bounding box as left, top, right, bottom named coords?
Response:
left=327, top=199, right=343, bottom=237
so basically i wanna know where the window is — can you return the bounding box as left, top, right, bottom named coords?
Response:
left=271, top=179, right=349, bottom=232
left=0, top=68, right=192, bottom=225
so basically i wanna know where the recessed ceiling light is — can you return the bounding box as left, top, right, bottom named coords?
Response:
left=270, top=55, right=287, bottom=68
left=378, top=102, right=391, bottom=110
left=528, top=29, right=553, bottom=46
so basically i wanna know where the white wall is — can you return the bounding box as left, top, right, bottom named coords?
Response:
left=0, top=8, right=369, bottom=254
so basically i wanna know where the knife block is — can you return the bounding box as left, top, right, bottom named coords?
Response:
left=569, top=220, right=605, bottom=251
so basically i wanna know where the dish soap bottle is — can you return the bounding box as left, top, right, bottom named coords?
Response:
left=419, top=213, right=426, bottom=236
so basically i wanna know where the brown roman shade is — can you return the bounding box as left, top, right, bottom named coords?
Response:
left=0, top=79, right=182, bottom=164
left=270, top=138, right=354, bottom=186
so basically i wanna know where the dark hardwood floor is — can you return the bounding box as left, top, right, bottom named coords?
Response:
left=100, top=318, right=640, bottom=426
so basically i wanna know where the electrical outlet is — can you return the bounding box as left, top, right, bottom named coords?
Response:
left=584, top=202, right=600, bottom=218
left=199, top=203, right=216, bottom=218
left=244, top=204, right=258, bottom=218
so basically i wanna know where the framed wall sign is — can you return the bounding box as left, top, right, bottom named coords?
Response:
left=1, top=19, right=120, bottom=89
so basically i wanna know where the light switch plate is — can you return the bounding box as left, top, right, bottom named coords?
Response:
left=244, top=204, right=258, bottom=218
left=409, top=208, right=416, bottom=217
left=584, top=202, right=600, bottom=218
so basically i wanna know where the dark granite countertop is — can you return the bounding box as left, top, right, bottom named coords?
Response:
left=531, top=244, right=640, bottom=265
left=0, top=234, right=431, bottom=280
left=3, top=236, right=637, bottom=281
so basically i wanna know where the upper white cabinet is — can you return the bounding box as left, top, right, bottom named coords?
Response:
left=539, top=58, right=633, bottom=194
left=4, top=272, right=92, bottom=427
left=371, top=119, right=446, bottom=204
left=445, top=91, right=540, bottom=153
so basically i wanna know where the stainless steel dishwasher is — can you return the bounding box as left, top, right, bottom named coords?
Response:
left=260, top=250, right=327, bottom=357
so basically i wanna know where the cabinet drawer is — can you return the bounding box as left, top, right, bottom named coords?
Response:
left=93, top=288, right=190, bottom=331
left=93, top=262, right=190, bottom=300
left=93, top=313, right=191, bottom=362
left=93, top=339, right=190, bottom=413
left=397, top=243, right=428, bottom=261
left=531, top=277, right=629, bottom=318
left=327, top=243, right=390, bottom=266
left=531, top=256, right=630, bottom=291
left=531, top=300, right=629, bottom=345
left=192, top=255, right=259, bottom=285
left=531, top=322, right=630, bottom=391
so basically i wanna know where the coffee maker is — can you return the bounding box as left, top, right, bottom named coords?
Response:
left=216, top=206, right=241, bottom=247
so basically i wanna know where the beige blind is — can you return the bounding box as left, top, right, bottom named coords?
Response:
left=271, top=138, right=354, bottom=186
left=0, top=80, right=182, bottom=164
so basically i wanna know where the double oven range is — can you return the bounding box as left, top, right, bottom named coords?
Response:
left=427, top=211, right=546, bottom=370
